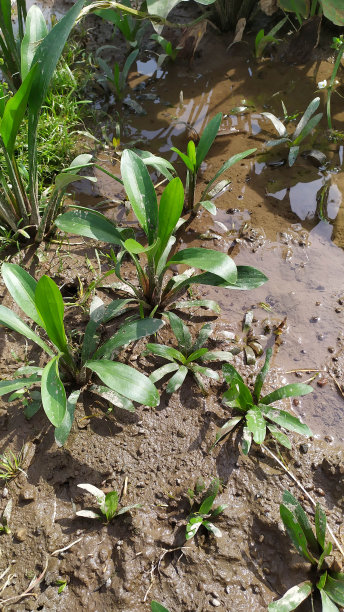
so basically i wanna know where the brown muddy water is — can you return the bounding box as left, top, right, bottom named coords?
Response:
left=0, top=9, right=344, bottom=612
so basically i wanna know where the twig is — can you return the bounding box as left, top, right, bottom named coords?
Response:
left=51, top=536, right=84, bottom=557
left=261, top=444, right=344, bottom=558
left=328, top=371, right=344, bottom=399
left=143, top=546, right=187, bottom=602
left=0, top=557, right=49, bottom=606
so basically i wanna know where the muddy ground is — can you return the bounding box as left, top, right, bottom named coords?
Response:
left=0, top=3, right=344, bottom=611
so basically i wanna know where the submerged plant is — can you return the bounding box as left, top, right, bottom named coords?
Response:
left=0, top=263, right=163, bottom=444
left=56, top=149, right=267, bottom=315
left=146, top=312, right=233, bottom=394
left=76, top=483, right=141, bottom=523
left=213, top=348, right=313, bottom=454
left=269, top=490, right=344, bottom=611
left=172, top=112, right=256, bottom=211
left=263, top=97, right=323, bottom=166
left=186, top=478, right=227, bottom=540
left=96, top=48, right=139, bottom=101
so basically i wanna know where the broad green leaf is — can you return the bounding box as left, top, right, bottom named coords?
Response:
left=324, top=575, right=344, bottom=606
left=319, top=0, right=344, bottom=25
left=268, top=581, right=312, bottom=611
left=187, top=266, right=267, bottom=290
left=81, top=297, right=105, bottom=364
left=293, top=113, right=323, bottom=146
left=102, top=299, right=136, bottom=323
left=222, top=363, right=244, bottom=385
left=86, top=360, right=160, bottom=407
left=173, top=299, right=220, bottom=314
left=187, top=140, right=196, bottom=167
left=267, top=424, right=291, bottom=449
left=168, top=248, right=237, bottom=284
left=262, top=111, right=287, bottom=137
left=0, top=375, right=41, bottom=397
left=280, top=505, right=316, bottom=563
left=199, top=479, right=220, bottom=514
left=165, top=311, right=192, bottom=353
left=212, top=416, right=243, bottom=447
left=90, top=384, right=135, bottom=412
left=123, top=238, right=157, bottom=255
left=156, top=177, right=184, bottom=262
left=166, top=365, right=187, bottom=393
left=121, top=49, right=139, bottom=87
left=320, top=589, right=339, bottom=612
left=262, top=407, right=312, bottom=437
left=0, top=63, right=39, bottom=156
left=2, top=263, right=41, bottom=326
left=196, top=113, right=222, bottom=169
left=186, top=348, right=209, bottom=363
left=41, top=356, right=66, bottom=426
left=288, top=146, right=299, bottom=167
left=191, top=323, right=212, bottom=353
left=315, top=503, right=327, bottom=550
left=54, top=389, right=80, bottom=447
left=35, top=275, right=69, bottom=354
left=94, top=318, right=163, bottom=359
left=200, top=200, right=217, bottom=215
left=242, top=426, right=252, bottom=455
left=254, top=348, right=272, bottom=402
left=21, top=6, right=48, bottom=80
left=149, top=362, right=180, bottom=383
left=260, top=383, right=313, bottom=405
left=54, top=173, right=95, bottom=190
left=102, top=490, right=118, bottom=521
left=202, top=520, right=222, bottom=537
left=186, top=514, right=203, bottom=539
left=55, top=209, right=124, bottom=245
left=201, top=149, right=256, bottom=199
left=318, top=542, right=333, bottom=571
left=132, top=149, right=175, bottom=181
left=170, top=146, right=195, bottom=172
left=293, top=97, right=320, bottom=138
left=121, top=149, right=158, bottom=243
left=282, top=490, right=319, bottom=554
left=246, top=406, right=266, bottom=444
left=151, top=601, right=170, bottom=612
left=0, top=305, right=54, bottom=356
left=145, top=343, right=185, bottom=363
left=200, top=350, right=233, bottom=362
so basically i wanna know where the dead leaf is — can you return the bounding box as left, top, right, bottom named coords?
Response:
left=227, top=18, right=246, bottom=51
left=260, top=0, right=279, bottom=15
left=178, top=20, right=207, bottom=64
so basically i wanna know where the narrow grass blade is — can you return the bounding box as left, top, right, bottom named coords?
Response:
left=254, top=347, right=272, bottom=402
left=196, top=113, right=222, bottom=169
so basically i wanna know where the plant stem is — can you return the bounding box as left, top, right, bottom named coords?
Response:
left=261, top=444, right=344, bottom=558
left=327, top=42, right=344, bottom=130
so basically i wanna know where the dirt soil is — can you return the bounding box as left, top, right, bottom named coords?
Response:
left=0, top=3, right=344, bottom=611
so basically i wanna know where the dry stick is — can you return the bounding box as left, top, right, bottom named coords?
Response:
left=261, top=443, right=344, bottom=558
left=143, top=546, right=188, bottom=602
left=285, top=368, right=344, bottom=399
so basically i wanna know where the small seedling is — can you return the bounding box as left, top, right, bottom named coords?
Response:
left=56, top=579, right=67, bottom=594
left=0, top=447, right=26, bottom=481
left=151, top=602, right=170, bottom=612
left=151, top=33, right=179, bottom=65
left=269, top=490, right=344, bottom=611
left=96, top=48, right=139, bottom=101
left=0, top=499, right=12, bottom=534
left=146, top=312, right=233, bottom=394
left=186, top=478, right=227, bottom=540
left=263, top=97, right=323, bottom=166
left=255, top=16, right=287, bottom=58
left=76, top=484, right=141, bottom=523
left=213, top=348, right=313, bottom=454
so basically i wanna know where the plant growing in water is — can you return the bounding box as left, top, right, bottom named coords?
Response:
left=76, top=483, right=141, bottom=522
left=186, top=478, right=227, bottom=540
left=172, top=112, right=256, bottom=211
left=269, top=490, right=344, bottom=611
left=263, top=97, right=323, bottom=166
left=0, top=263, right=163, bottom=444
left=212, top=348, right=313, bottom=454
left=254, top=16, right=287, bottom=59
left=146, top=312, right=233, bottom=393
left=55, top=149, right=267, bottom=315
left=96, top=48, right=139, bottom=101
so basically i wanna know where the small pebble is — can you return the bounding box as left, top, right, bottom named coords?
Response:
left=293, top=398, right=300, bottom=406
left=2, top=487, right=8, bottom=498
left=317, top=334, right=324, bottom=341
left=16, top=527, right=27, bottom=542
left=328, top=347, right=335, bottom=353
left=317, top=378, right=328, bottom=388
left=315, top=488, right=325, bottom=496
left=324, top=435, right=333, bottom=443
left=335, top=308, right=342, bottom=313
left=300, top=443, right=309, bottom=454
left=136, top=482, right=145, bottom=488
left=210, top=598, right=221, bottom=607
left=310, top=316, right=319, bottom=323
left=225, top=586, right=230, bottom=594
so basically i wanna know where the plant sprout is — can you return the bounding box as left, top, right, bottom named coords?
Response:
left=76, top=484, right=141, bottom=523
left=186, top=478, right=227, bottom=540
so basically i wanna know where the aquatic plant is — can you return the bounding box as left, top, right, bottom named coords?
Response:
left=146, top=312, right=233, bottom=394
left=0, top=263, right=163, bottom=444
left=96, top=48, right=139, bottom=101
left=0, top=0, right=88, bottom=241
left=76, top=483, right=141, bottom=522
left=254, top=16, right=287, bottom=58
left=151, top=33, right=180, bottom=65
left=56, top=149, right=267, bottom=315
left=212, top=348, right=313, bottom=454
left=186, top=478, right=227, bottom=540
left=269, top=490, right=344, bottom=611
left=172, top=112, right=256, bottom=212
left=263, top=97, right=323, bottom=166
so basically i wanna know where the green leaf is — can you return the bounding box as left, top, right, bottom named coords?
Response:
left=102, top=299, right=136, bottom=323
left=293, top=113, right=323, bottom=146
left=324, top=575, right=344, bottom=606
left=0, top=63, right=39, bottom=156
left=121, top=149, right=158, bottom=243
left=196, top=113, right=222, bottom=169
left=246, top=406, right=266, bottom=444
left=268, top=581, right=312, bottom=611
left=102, top=490, right=119, bottom=521
left=54, top=389, right=80, bottom=447
left=188, top=266, right=267, bottom=290
left=0, top=305, right=54, bottom=356
left=155, top=177, right=184, bottom=263
left=80, top=297, right=105, bottom=365
left=191, top=364, right=219, bottom=380
left=280, top=505, right=316, bottom=563
left=254, top=347, right=272, bottom=402
left=200, top=200, right=217, bottom=215
left=41, top=356, right=66, bottom=427
left=199, top=479, right=220, bottom=514
left=151, top=600, right=170, bottom=612
left=320, top=589, right=339, bottom=612
left=35, top=276, right=69, bottom=355
left=145, top=343, right=185, bottom=363
left=202, top=520, right=222, bottom=537
left=94, top=318, right=163, bottom=359
left=121, top=49, right=139, bottom=88
left=21, top=6, right=48, bottom=80
left=288, top=146, right=299, bottom=167
left=191, top=323, right=212, bottom=353
left=170, top=146, right=195, bottom=172
left=260, top=383, right=313, bottom=405
left=318, top=0, right=344, bottom=25
left=186, top=514, right=203, bottom=539
left=318, top=542, right=333, bottom=571
left=222, top=363, right=244, bottom=384
left=242, top=426, right=252, bottom=455
left=116, top=502, right=142, bottom=516
left=173, top=299, right=220, bottom=314
left=90, top=385, right=135, bottom=412
left=212, top=416, right=243, bottom=448
left=201, top=149, right=256, bottom=199
left=165, top=312, right=192, bottom=354
left=0, top=375, right=41, bottom=397
left=123, top=238, right=157, bottom=255
left=315, top=503, right=327, bottom=550
left=201, top=350, right=233, bottom=362
left=2, top=263, right=41, bottom=326
left=262, top=407, right=312, bottom=437
left=55, top=209, right=124, bottom=245
left=149, top=362, right=180, bottom=383
left=165, top=365, right=188, bottom=393
left=186, top=348, right=209, bottom=363
left=168, top=248, right=237, bottom=284
left=262, top=111, right=287, bottom=137
left=86, top=360, right=160, bottom=407
left=282, top=490, right=319, bottom=554
left=293, top=97, right=321, bottom=139
left=132, top=149, right=175, bottom=181
left=267, top=424, right=291, bottom=449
